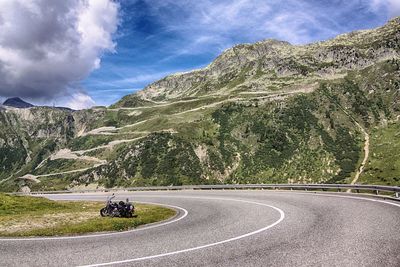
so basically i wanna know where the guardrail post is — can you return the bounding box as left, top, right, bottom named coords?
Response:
left=395, top=192, right=399, bottom=198
left=375, top=190, right=379, bottom=195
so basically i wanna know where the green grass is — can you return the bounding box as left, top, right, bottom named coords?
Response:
left=361, top=122, right=400, bottom=186
left=0, top=193, right=176, bottom=237
left=68, top=135, right=114, bottom=151
left=0, top=193, right=67, bottom=216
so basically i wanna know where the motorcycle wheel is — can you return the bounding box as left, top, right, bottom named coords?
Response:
left=100, top=208, right=107, bottom=217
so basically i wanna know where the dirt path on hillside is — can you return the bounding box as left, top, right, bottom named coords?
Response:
left=24, top=136, right=148, bottom=181
left=50, top=149, right=107, bottom=164
left=18, top=165, right=105, bottom=181
left=83, top=120, right=150, bottom=136
left=324, top=93, right=370, bottom=190
left=86, top=87, right=316, bottom=136
left=36, top=165, right=106, bottom=178
left=91, top=86, right=317, bottom=135
left=173, top=87, right=316, bottom=116
left=107, top=98, right=202, bottom=111
left=349, top=122, right=370, bottom=187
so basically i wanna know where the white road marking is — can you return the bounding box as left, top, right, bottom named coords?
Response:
left=0, top=202, right=188, bottom=241
left=295, top=192, right=400, bottom=208
left=251, top=190, right=400, bottom=208
left=3, top=191, right=399, bottom=266
left=77, top=197, right=285, bottom=267
left=76, top=192, right=400, bottom=266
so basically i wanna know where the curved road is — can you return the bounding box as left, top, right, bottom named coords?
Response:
left=1, top=191, right=400, bottom=266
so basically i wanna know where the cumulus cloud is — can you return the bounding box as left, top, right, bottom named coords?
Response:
left=66, top=92, right=96, bottom=110
left=0, top=0, right=119, bottom=108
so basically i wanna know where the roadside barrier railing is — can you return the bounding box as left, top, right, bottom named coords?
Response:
left=22, top=184, right=400, bottom=198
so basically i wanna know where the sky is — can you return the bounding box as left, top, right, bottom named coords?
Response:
left=0, top=0, right=399, bottom=109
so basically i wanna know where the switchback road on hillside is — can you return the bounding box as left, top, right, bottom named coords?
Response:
left=1, top=191, right=400, bottom=267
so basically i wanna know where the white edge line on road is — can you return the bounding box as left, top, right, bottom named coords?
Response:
left=0, top=202, right=188, bottom=241
left=77, top=192, right=400, bottom=267
left=270, top=191, right=400, bottom=208
left=77, top=198, right=285, bottom=267
left=3, top=192, right=399, bottom=266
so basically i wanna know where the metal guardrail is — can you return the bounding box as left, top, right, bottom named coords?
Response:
left=24, top=184, right=400, bottom=198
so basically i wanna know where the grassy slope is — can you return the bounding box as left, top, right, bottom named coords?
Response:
left=0, top=193, right=175, bottom=237
left=1, top=61, right=399, bottom=191
left=361, top=122, right=400, bottom=185
left=22, top=60, right=399, bottom=190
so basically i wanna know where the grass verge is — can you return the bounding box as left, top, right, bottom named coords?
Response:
left=0, top=193, right=176, bottom=237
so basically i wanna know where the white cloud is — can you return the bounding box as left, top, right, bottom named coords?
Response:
left=0, top=0, right=119, bottom=101
left=65, top=92, right=96, bottom=110
left=142, top=0, right=346, bottom=58
left=83, top=68, right=199, bottom=91
left=140, top=0, right=397, bottom=60
left=370, top=0, right=400, bottom=18
left=263, top=11, right=339, bottom=44
left=156, top=0, right=274, bottom=46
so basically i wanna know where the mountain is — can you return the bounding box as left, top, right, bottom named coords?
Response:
left=0, top=17, right=399, bottom=192
left=115, top=17, right=400, bottom=106
left=2, top=97, right=73, bottom=111
left=3, top=97, right=34, bottom=108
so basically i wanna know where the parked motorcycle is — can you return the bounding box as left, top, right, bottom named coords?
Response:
left=100, top=194, right=134, bottom=218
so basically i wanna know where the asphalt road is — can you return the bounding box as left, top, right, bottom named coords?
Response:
left=1, top=191, right=400, bottom=267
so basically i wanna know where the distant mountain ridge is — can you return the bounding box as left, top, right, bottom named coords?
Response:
left=114, top=17, right=400, bottom=107
left=2, top=97, right=73, bottom=111
left=3, top=97, right=34, bottom=108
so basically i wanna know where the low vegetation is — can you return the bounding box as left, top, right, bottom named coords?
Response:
left=361, top=122, right=400, bottom=186
left=0, top=193, right=176, bottom=237
left=1, top=19, right=400, bottom=191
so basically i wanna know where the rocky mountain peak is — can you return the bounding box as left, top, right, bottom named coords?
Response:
left=3, top=97, right=34, bottom=108
left=114, top=17, right=399, bottom=107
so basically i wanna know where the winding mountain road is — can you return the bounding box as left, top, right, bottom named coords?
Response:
left=1, top=190, right=400, bottom=267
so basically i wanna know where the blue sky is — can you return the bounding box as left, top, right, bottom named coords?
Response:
left=83, top=0, right=399, bottom=106
left=0, top=0, right=398, bottom=108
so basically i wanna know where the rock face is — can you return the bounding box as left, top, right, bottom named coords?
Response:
left=1, top=18, right=400, bottom=191
left=3, top=97, right=34, bottom=108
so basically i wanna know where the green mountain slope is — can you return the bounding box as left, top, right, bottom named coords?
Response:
left=1, top=18, right=399, bottom=192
